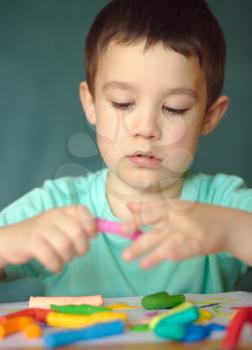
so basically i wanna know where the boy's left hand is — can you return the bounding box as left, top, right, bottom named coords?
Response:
left=122, top=200, right=234, bottom=268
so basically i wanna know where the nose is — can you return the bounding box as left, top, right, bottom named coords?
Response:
left=129, top=108, right=160, bottom=140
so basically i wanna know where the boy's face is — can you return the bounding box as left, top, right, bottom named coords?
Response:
left=82, top=40, right=213, bottom=193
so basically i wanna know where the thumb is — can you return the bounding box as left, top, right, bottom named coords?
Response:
left=126, top=202, right=144, bottom=229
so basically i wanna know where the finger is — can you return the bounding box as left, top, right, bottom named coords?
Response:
left=33, top=240, right=65, bottom=273
left=66, top=205, right=97, bottom=239
left=42, top=228, right=75, bottom=263
left=122, top=202, right=169, bottom=233
left=139, top=239, right=179, bottom=269
left=139, top=233, right=201, bottom=269
left=123, top=229, right=166, bottom=261
left=54, top=215, right=90, bottom=256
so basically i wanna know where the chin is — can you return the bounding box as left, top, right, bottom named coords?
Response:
left=110, top=159, right=174, bottom=192
left=121, top=171, right=163, bottom=192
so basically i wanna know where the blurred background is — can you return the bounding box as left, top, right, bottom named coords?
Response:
left=0, top=0, right=251, bottom=301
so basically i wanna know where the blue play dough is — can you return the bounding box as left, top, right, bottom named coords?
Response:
left=182, top=323, right=226, bottom=343
left=183, top=324, right=210, bottom=342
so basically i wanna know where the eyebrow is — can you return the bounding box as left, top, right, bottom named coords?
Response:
left=102, top=81, right=199, bottom=99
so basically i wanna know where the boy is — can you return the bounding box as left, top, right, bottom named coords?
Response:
left=0, top=0, right=252, bottom=297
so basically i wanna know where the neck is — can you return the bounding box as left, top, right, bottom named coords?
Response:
left=106, top=171, right=184, bottom=220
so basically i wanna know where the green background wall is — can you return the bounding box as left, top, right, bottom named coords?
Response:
left=0, top=0, right=251, bottom=301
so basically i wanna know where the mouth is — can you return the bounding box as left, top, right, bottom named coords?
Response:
left=129, top=151, right=161, bottom=160
left=127, top=151, right=161, bottom=168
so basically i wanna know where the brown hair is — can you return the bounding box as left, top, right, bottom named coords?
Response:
left=85, top=0, right=226, bottom=110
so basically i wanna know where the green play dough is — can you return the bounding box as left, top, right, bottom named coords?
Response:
left=50, top=304, right=111, bottom=315
left=156, top=306, right=199, bottom=326
left=141, top=291, right=185, bottom=310
left=131, top=324, right=150, bottom=332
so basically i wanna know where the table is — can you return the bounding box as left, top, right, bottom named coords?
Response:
left=1, top=292, right=252, bottom=349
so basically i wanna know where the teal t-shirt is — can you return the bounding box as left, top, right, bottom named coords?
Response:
left=0, top=168, right=251, bottom=297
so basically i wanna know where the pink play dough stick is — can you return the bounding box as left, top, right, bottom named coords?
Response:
left=28, top=295, right=103, bottom=309
left=96, top=218, right=143, bottom=240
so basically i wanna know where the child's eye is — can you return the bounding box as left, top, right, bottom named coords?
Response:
left=163, top=106, right=189, bottom=115
left=111, top=102, right=188, bottom=114
left=112, top=102, right=133, bottom=110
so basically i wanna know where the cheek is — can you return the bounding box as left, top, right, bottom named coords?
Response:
left=95, top=108, right=120, bottom=146
left=95, top=100, right=129, bottom=144
left=95, top=115, right=123, bottom=164
left=161, top=118, right=201, bottom=173
left=162, top=148, right=194, bottom=173
left=96, top=135, right=117, bottom=168
left=156, top=117, right=188, bottom=154
left=96, top=122, right=117, bottom=144
left=164, top=117, right=188, bottom=146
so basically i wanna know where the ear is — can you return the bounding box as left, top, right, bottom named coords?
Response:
left=79, top=81, right=96, bottom=125
left=201, top=95, right=229, bottom=135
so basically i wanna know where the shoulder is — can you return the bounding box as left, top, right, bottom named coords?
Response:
left=42, top=167, right=108, bottom=205
left=183, top=172, right=252, bottom=210
left=0, top=168, right=108, bottom=225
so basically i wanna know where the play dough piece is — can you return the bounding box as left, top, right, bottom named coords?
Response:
left=43, top=320, right=124, bottom=348
left=141, top=291, right=185, bottom=310
left=46, top=311, right=127, bottom=328
left=97, top=218, right=142, bottom=240
left=130, top=324, right=150, bottom=332
left=198, top=308, right=213, bottom=323
left=155, top=322, right=187, bottom=341
left=50, top=304, right=111, bottom=315
left=1, top=308, right=50, bottom=323
left=23, top=322, right=42, bottom=339
left=153, top=306, right=200, bottom=341
left=153, top=306, right=199, bottom=328
left=141, top=291, right=170, bottom=309
left=0, top=316, right=41, bottom=339
left=150, top=302, right=195, bottom=330
left=182, top=324, right=211, bottom=342
left=29, top=295, right=103, bottom=310
left=109, top=303, right=140, bottom=310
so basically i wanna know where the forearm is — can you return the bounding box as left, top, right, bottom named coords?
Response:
left=0, top=227, right=7, bottom=279
left=225, top=208, right=252, bottom=266
left=0, top=268, right=6, bottom=280
left=0, top=227, right=7, bottom=270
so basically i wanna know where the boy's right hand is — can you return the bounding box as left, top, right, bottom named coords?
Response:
left=0, top=205, right=97, bottom=273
